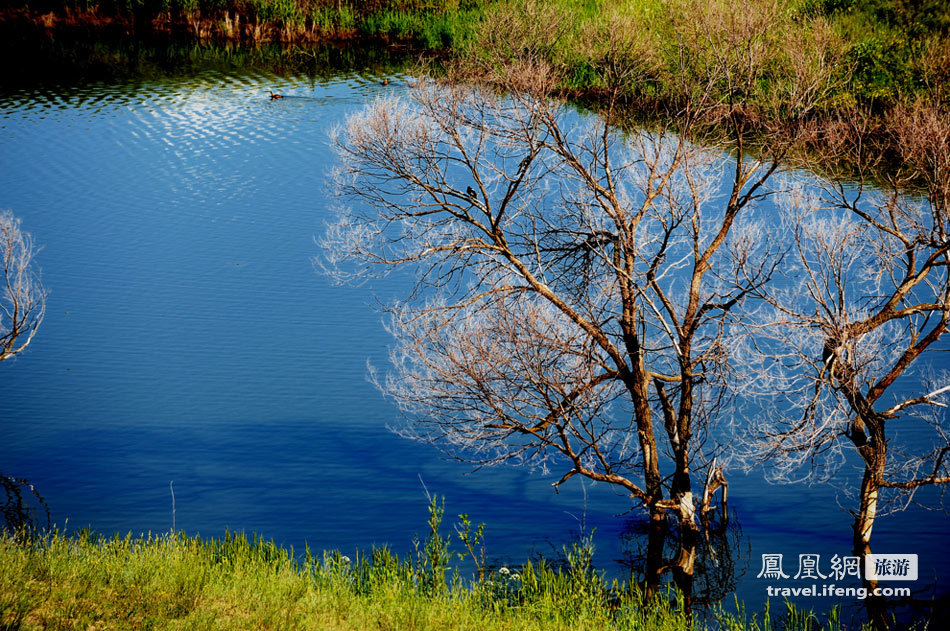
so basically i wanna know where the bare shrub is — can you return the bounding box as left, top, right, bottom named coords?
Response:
left=0, top=210, right=45, bottom=363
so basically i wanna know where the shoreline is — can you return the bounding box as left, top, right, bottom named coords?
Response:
left=2, top=1, right=946, bottom=187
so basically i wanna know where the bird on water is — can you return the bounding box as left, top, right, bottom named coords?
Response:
left=269, top=91, right=283, bottom=100
left=381, top=78, right=389, bottom=86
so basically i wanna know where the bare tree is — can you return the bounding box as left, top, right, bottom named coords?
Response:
left=0, top=210, right=45, bottom=363
left=321, top=73, right=789, bottom=598
left=321, top=0, right=839, bottom=598
left=732, top=106, right=950, bottom=597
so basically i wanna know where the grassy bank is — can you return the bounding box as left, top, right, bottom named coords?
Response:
left=0, top=528, right=855, bottom=631
left=2, top=0, right=947, bottom=108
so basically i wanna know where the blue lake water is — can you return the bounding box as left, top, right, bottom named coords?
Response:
left=0, top=45, right=947, bottom=620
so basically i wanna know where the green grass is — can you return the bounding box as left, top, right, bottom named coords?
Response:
left=359, top=7, right=480, bottom=49
left=309, top=4, right=356, bottom=34
left=0, top=496, right=858, bottom=631
left=0, top=527, right=859, bottom=631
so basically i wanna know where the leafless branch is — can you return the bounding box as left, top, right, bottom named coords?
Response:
left=0, top=210, right=45, bottom=363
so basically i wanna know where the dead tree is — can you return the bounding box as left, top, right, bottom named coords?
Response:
left=321, top=71, right=789, bottom=595
left=321, top=0, right=836, bottom=598
left=733, top=105, right=950, bottom=601
left=0, top=210, right=45, bottom=363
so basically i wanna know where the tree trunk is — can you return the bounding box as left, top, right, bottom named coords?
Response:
left=853, top=428, right=888, bottom=630
left=642, top=506, right=664, bottom=595
left=631, top=357, right=665, bottom=594
left=668, top=449, right=695, bottom=597
left=671, top=509, right=699, bottom=606
left=852, top=465, right=879, bottom=568
left=639, top=421, right=665, bottom=596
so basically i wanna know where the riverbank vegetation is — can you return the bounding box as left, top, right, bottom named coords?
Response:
left=2, top=0, right=947, bottom=176
left=1, top=0, right=946, bottom=107
left=0, top=526, right=851, bottom=631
